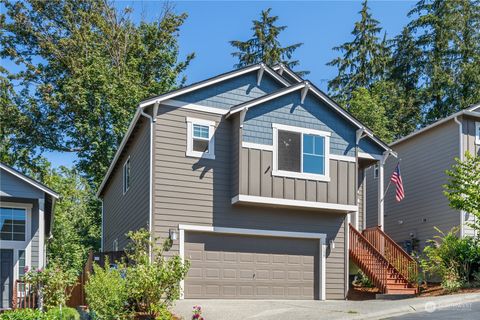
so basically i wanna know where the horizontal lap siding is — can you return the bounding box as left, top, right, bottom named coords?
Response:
left=239, top=148, right=356, bottom=206
left=381, top=120, right=460, bottom=250
left=102, top=118, right=150, bottom=251
left=153, top=106, right=347, bottom=300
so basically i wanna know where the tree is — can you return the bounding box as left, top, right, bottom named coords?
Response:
left=1, top=0, right=194, bottom=187
left=408, top=0, right=480, bottom=123
left=444, top=152, right=480, bottom=234
left=327, top=0, right=389, bottom=104
left=230, top=8, right=307, bottom=75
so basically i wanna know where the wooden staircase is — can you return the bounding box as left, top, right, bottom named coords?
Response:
left=349, top=224, right=418, bottom=295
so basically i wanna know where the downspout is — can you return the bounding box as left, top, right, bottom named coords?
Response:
left=140, top=102, right=158, bottom=261
left=454, top=116, right=465, bottom=237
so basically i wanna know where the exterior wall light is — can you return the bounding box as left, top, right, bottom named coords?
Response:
left=169, top=229, right=178, bottom=241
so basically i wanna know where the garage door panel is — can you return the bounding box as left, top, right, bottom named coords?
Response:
left=184, top=232, right=319, bottom=299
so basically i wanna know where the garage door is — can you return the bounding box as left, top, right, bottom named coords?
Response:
left=184, top=232, right=319, bottom=299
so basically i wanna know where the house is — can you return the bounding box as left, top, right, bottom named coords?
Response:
left=365, top=104, right=480, bottom=253
left=0, top=163, right=59, bottom=309
left=97, top=63, right=417, bottom=300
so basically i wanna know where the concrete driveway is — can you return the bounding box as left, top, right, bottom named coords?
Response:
left=173, top=293, right=480, bottom=320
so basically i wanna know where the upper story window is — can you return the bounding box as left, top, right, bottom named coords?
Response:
left=373, top=164, right=379, bottom=179
left=0, top=207, right=26, bottom=241
left=186, top=117, right=215, bottom=160
left=476, top=122, right=480, bottom=145
left=123, top=157, right=131, bottom=194
left=272, top=123, right=331, bottom=181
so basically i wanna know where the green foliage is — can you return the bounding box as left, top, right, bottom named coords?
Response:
left=420, top=227, right=480, bottom=291
left=1, top=0, right=194, bottom=187
left=85, top=229, right=189, bottom=319
left=444, top=152, right=480, bottom=234
left=353, top=271, right=374, bottom=288
left=0, top=307, right=79, bottom=320
left=230, top=8, right=306, bottom=75
left=85, top=260, right=129, bottom=320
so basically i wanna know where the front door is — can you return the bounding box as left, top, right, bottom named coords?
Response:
left=0, top=249, right=14, bottom=309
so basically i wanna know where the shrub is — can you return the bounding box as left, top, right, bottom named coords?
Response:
left=421, top=227, right=480, bottom=290
left=85, top=259, right=129, bottom=320
left=353, top=271, right=373, bottom=288
left=46, top=307, right=81, bottom=320
left=0, top=309, right=43, bottom=320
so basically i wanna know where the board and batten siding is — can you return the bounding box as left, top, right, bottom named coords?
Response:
left=102, top=117, right=150, bottom=251
left=366, top=119, right=461, bottom=251
left=238, top=147, right=356, bottom=206
left=152, top=104, right=347, bottom=299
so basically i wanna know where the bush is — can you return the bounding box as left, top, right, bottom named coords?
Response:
left=353, top=271, right=374, bottom=288
left=46, top=307, right=80, bottom=320
left=85, top=259, right=129, bottom=320
left=0, top=309, right=43, bottom=320
left=421, top=227, right=480, bottom=291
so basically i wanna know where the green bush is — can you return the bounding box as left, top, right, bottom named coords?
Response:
left=85, top=260, right=129, bottom=320
left=421, top=227, right=480, bottom=291
left=0, top=309, right=43, bottom=320
left=46, top=307, right=80, bottom=320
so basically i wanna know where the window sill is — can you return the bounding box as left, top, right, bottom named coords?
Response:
left=186, top=151, right=215, bottom=160
left=272, top=170, right=330, bottom=182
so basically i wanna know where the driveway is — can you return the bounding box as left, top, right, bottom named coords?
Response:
left=386, top=300, right=480, bottom=320
left=173, top=293, right=480, bottom=320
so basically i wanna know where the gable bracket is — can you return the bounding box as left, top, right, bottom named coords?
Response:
left=239, top=108, right=247, bottom=128
left=301, top=82, right=310, bottom=104
left=257, top=64, right=265, bottom=86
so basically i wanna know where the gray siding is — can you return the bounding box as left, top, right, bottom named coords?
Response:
left=366, top=119, right=461, bottom=251
left=239, top=147, right=356, bottom=205
left=365, top=165, right=379, bottom=228
left=152, top=105, right=347, bottom=299
left=176, top=73, right=283, bottom=110
left=0, top=170, right=44, bottom=199
left=102, top=117, right=150, bottom=251
left=357, top=168, right=365, bottom=231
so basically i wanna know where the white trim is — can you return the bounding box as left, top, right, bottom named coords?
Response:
left=475, top=122, right=480, bottom=145
left=358, top=152, right=383, bottom=161
left=163, top=99, right=228, bottom=115
left=186, top=117, right=216, bottom=160
left=272, top=123, right=331, bottom=182
left=232, top=194, right=358, bottom=212
left=178, top=224, right=327, bottom=300
left=100, top=199, right=104, bottom=251
left=38, top=198, right=45, bottom=268
left=0, top=164, right=59, bottom=199
left=241, top=142, right=273, bottom=151
left=330, top=154, right=356, bottom=162
left=122, top=156, right=131, bottom=195
left=272, top=64, right=304, bottom=83
left=454, top=116, right=465, bottom=238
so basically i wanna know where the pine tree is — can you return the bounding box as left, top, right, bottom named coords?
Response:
left=327, top=0, right=389, bottom=104
left=230, top=8, right=307, bottom=75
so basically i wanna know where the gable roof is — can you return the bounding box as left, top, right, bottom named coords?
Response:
left=226, top=80, right=391, bottom=152
left=391, top=104, right=480, bottom=146
left=0, top=163, right=59, bottom=199
left=272, top=64, right=303, bottom=83
left=97, top=63, right=290, bottom=197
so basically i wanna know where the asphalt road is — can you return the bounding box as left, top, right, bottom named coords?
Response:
left=387, top=300, right=480, bottom=320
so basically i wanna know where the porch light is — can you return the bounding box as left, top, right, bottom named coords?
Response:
left=169, top=229, right=178, bottom=241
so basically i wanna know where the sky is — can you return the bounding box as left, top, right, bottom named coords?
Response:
left=38, top=0, right=416, bottom=168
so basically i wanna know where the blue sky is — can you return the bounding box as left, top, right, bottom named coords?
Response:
left=42, top=0, right=415, bottom=168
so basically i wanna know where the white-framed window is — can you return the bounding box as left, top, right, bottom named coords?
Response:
left=18, top=249, right=26, bottom=277
left=476, top=122, right=480, bottom=145
left=123, top=157, right=131, bottom=194
left=186, top=117, right=215, bottom=160
left=373, top=164, right=379, bottom=179
left=272, top=123, right=331, bottom=181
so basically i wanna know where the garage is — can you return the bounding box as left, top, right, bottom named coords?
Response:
left=181, top=226, right=325, bottom=300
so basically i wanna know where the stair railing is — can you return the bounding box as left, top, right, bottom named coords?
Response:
left=363, top=226, right=418, bottom=288
left=12, top=280, right=38, bottom=309
left=349, top=224, right=388, bottom=293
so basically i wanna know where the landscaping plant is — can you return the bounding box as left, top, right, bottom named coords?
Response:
left=0, top=307, right=79, bottom=320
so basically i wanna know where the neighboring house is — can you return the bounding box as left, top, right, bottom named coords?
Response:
left=365, top=104, right=480, bottom=253
left=97, top=63, right=406, bottom=301
left=0, top=163, right=59, bottom=309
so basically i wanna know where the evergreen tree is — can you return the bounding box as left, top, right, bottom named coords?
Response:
left=230, top=8, right=307, bottom=75
left=408, top=0, right=480, bottom=123
left=327, top=0, right=389, bottom=104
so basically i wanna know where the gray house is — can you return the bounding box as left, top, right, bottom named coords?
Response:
left=366, top=104, right=480, bottom=253
left=98, top=64, right=415, bottom=300
left=0, top=163, right=58, bottom=308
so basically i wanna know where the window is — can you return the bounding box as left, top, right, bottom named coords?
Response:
left=123, top=157, right=130, bottom=194
left=0, top=207, right=26, bottom=241
left=186, top=117, right=215, bottom=159
left=273, top=123, right=330, bottom=181
left=373, top=164, right=379, bottom=179
left=476, top=122, right=480, bottom=145
left=18, top=250, right=26, bottom=277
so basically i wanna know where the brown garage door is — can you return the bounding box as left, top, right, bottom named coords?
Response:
left=184, top=232, right=319, bottom=299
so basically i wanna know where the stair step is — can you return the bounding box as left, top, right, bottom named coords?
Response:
left=376, top=293, right=416, bottom=300
left=385, top=288, right=418, bottom=294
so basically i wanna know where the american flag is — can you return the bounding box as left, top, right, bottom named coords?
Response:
left=390, top=163, right=405, bottom=202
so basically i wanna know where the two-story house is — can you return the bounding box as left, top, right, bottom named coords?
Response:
left=0, top=163, right=58, bottom=308
left=97, top=64, right=417, bottom=300
left=366, top=104, right=480, bottom=253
